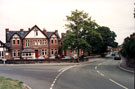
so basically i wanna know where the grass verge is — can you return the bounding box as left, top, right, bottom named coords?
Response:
left=0, top=76, right=23, bottom=89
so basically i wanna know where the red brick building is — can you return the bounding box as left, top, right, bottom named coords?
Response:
left=4, top=25, right=61, bottom=59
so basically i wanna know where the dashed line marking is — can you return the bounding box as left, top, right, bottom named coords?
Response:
left=98, top=63, right=102, bottom=66
left=99, top=72, right=104, bottom=76
left=96, top=60, right=129, bottom=89
left=50, top=65, right=76, bottom=89
left=96, top=70, right=104, bottom=76
left=109, top=79, right=128, bottom=89
left=58, top=67, right=68, bottom=72
left=95, top=66, right=97, bottom=70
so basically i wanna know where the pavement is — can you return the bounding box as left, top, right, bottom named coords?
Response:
left=119, top=56, right=134, bottom=73
left=0, top=57, right=134, bottom=89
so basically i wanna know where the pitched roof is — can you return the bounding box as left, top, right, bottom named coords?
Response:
left=0, top=40, right=10, bottom=48
left=45, top=32, right=60, bottom=39
left=6, top=31, right=28, bottom=42
left=23, top=25, right=48, bottom=39
left=6, top=25, right=60, bottom=42
left=5, top=43, right=11, bottom=48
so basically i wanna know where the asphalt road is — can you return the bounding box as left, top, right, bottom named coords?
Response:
left=0, top=58, right=134, bottom=89
left=54, top=58, right=134, bottom=89
left=0, top=64, right=71, bottom=89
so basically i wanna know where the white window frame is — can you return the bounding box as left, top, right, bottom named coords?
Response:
left=51, top=49, right=53, bottom=55
left=51, top=39, right=53, bottom=44
left=18, top=50, right=20, bottom=57
left=17, top=40, right=20, bottom=44
left=26, top=40, right=29, bottom=47
left=13, top=40, right=15, bottom=45
left=13, top=50, right=16, bottom=57
left=55, top=38, right=57, bottom=44
left=43, top=40, right=46, bottom=45
left=55, top=49, right=57, bottom=55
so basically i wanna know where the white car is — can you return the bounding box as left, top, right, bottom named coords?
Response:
left=49, top=56, right=55, bottom=59
left=38, top=56, right=44, bottom=59
left=61, top=56, right=72, bottom=59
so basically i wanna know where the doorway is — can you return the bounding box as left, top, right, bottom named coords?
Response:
left=35, top=50, right=38, bottom=58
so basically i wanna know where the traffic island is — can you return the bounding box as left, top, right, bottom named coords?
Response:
left=0, top=76, right=31, bottom=89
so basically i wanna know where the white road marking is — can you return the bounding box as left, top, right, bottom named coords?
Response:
left=95, top=62, right=105, bottom=77
left=98, top=63, right=102, bottom=66
left=109, top=79, right=128, bottom=89
left=96, top=60, right=129, bottom=89
left=95, top=66, right=97, bottom=70
left=58, top=67, right=68, bottom=72
left=96, top=70, right=104, bottom=76
left=50, top=65, right=76, bottom=89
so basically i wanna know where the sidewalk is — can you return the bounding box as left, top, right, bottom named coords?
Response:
left=119, top=56, right=134, bottom=73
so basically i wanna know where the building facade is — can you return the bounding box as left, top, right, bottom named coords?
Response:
left=3, top=25, right=61, bottom=60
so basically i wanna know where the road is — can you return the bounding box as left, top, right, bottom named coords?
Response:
left=0, top=58, right=134, bottom=89
left=54, top=58, right=134, bottom=89
left=0, top=64, right=72, bottom=89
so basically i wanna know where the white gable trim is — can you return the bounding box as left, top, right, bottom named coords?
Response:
left=51, top=34, right=57, bottom=38
left=25, top=27, right=47, bottom=38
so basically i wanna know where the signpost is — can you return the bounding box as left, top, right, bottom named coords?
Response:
left=2, top=58, right=7, bottom=64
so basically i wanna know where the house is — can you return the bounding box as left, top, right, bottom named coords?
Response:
left=4, top=25, right=61, bottom=59
left=61, top=33, right=84, bottom=57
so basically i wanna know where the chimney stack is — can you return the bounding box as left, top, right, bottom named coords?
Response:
left=28, top=28, right=31, bottom=31
left=20, top=29, right=24, bottom=32
left=5, top=28, right=9, bottom=33
left=61, top=33, right=65, bottom=38
left=43, top=28, right=47, bottom=33
left=55, top=30, right=58, bottom=33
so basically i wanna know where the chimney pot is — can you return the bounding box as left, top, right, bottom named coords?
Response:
left=5, top=28, right=9, bottom=33
left=43, top=28, right=47, bottom=33
left=55, top=30, right=58, bottom=33
left=28, top=28, right=31, bottom=31
left=61, top=33, right=65, bottom=38
left=20, top=29, right=24, bottom=32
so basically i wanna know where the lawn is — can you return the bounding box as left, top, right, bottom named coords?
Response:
left=0, top=76, right=23, bottom=89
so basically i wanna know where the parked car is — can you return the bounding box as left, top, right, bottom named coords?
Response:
left=38, top=56, right=44, bottom=59
left=44, top=55, right=48, bottom=59
left=114, top=55, right=121, bottom=60
left=55, top=54, right=61, bottom=59
left=61, top=56, right=72, bottom=59
left=49, top=56, right=55, bottom=59
left=111, top=53, right=116, bottom=56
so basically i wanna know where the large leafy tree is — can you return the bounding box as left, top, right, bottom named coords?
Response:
left=96, top=26, right=118, bottom=53
left=63, top=10, right=93, bottom=56
left=62, top=10, right=117, bottom=57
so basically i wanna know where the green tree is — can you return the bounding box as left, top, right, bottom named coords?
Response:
left=96, top=26, right=118, bottom=54
left=121, top=35, right=135, bottom=68
left=63, top=10, right=117, bottom=57
left=63, top=10, right=92, bottom=56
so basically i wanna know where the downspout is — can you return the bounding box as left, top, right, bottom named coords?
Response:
left=48, top=38, right=50, bottom=57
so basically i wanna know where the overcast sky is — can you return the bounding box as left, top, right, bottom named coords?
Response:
left=0, top=0, right=134, bottom=44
